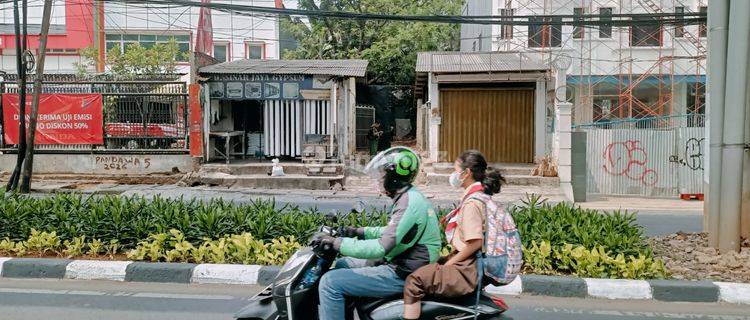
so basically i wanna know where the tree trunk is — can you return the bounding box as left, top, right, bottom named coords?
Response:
left=6, top=0, right=28, bottom=192
left=19, top=0, right=53, bottom=193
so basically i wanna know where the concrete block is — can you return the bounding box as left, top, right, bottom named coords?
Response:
left=1, top=258, right=71, bottom=279
left=65, top=260, right=132, bottom=281
left=258, top=266, right=281, bottom=286
left=485, top=276, right=522, bottom=296
left=125, top=262, right=196, bottom=283
left=0, top=257, right=11, bottom=276
left=585, top=278, right=652, bottom=300
left=521, top=275, right=587, bottom=298
left=649, top=280, right=719, bottom=302
left=192, top=264, right=262, bottom=285
left=715, top=282, right=750, bottom=304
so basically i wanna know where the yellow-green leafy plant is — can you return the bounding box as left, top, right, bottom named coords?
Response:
left=105, top=240, right=121, bottom=259
left=25, top=229, right=61, bottom=255
left=87, top=239, right=105, bottom=256
left=63, top=236, right=86, bottom=258
left=0, top=238, right=16, bottom=254
left=165, top=230, right=195, bottom=262
left=13, top=242, right=27, bottom=257
left=524, top=240, right=669, bottom=280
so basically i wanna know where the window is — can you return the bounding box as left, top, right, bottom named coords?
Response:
left=630, top=17, right=662, bottom=46
left=674, top=6, right=685, bottom=37
left=105, top=33, right=190, bottom=62
left=500, top=8, right=514, bottom=39
left=246, top=42, right=265, bottom=59
left=699, top=6, right=707, bottom=37
left=599, top=7, right=613, bottom=38
left=528, top=17, right=562, bottom=48
left=213, top=43, right=228, bottom=63
left=573, top=8, right=584, bottom=39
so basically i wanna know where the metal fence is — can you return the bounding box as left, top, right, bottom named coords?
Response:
left=0, top=79, right=188, bottom=152
left=355, top=105, right=375, bottom=150
left=574, top=115, right=705, bottom=198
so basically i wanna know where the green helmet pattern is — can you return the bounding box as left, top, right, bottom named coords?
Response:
left=395, top=150, right=419, bottom=176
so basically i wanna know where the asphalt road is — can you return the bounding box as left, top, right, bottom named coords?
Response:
left=0, top=278, right=748, bottom=320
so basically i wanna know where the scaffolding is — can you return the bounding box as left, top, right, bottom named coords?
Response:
left=490, top=0, right=706, bottom=126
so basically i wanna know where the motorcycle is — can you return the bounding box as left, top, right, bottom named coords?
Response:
left=235, top=209, right=510, bottom=320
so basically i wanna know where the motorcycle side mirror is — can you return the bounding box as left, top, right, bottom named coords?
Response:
left=351, top=200, right=366, bottom=214
left=325, top=210, right=339, bottom=224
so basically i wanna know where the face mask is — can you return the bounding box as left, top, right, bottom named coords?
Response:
left=449, top=170, right=464, bottom=188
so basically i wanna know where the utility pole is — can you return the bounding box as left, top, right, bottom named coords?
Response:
left=19, top=0, right=53, bottom=193
left=6, top=0, right=28, bottom=192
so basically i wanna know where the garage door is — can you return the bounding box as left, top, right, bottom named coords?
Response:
left=439, top=88, right=535, bottom=163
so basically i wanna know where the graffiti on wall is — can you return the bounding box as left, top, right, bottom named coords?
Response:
left=95, top=156, right=152, bottom=171
left=683, top=138, right=704, bottom=171
left=602, top=140, right=659, bottom=187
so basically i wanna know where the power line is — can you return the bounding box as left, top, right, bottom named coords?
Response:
left=108, top=0, right=705, bottom=27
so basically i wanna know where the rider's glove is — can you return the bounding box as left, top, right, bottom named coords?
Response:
left=339, top=227, right=365, bottom=239
left=312, top=233, right=340, bottom=252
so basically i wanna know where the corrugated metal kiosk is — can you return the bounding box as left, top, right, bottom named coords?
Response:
left=415, top=52, right=551, bottom=164
left=199, top=59, right=367, bottom=162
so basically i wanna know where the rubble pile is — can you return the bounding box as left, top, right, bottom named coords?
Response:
left=650, top=232, right=750, bottom=282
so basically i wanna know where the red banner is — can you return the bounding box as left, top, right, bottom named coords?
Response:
left=2, top=93, right=104, bottom=145
left=188, top=84, right=204, bottom=157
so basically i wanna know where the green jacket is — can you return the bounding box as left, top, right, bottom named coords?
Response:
left=335, top=186, right=442, bottom=278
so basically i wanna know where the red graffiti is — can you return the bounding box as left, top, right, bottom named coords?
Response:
left=603, top=140, right=658, bottom=187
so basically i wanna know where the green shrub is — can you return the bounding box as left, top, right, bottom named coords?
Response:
left=0, top=191, right=390, bottom=249
left=510, top=194, right=650, bottom=257
left=125, top=229, right=301, bottom=265
left=524, top=240, right=669, bottom=279
left=510, top=194, right=668, bottom=279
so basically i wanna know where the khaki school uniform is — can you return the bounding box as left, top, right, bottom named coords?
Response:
left=403, top=186, right=485, bottom=304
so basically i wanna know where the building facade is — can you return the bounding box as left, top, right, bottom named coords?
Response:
left=0, top=0, right=283, bottom=76
left=461, top=0, right=707, bottom=125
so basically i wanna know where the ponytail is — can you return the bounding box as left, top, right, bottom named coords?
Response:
left=482, top=167, right=506, bottom=196
left=457, top=150, right=506, bottom=196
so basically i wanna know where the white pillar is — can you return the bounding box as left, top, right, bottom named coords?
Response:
left=534, top=80, right=546, bottom=161
left=427, top=72, right=441, bottom=162
left=557, top=102, right=574, bottom=202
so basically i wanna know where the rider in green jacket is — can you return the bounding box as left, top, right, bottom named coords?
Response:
left=316, top=147, right=442, bottom=320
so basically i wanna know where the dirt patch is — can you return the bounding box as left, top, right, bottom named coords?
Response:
left=649, top=232, right=750, bottom=282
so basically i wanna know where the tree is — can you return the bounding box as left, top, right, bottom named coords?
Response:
left=282, top=0, right=462, bottom=85
left=76, top=39, right=184, bottom=77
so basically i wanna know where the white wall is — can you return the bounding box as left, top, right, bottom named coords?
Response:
left=0, top=0, right=66, bottom=25
left=103, top=0, right=280, bottom=62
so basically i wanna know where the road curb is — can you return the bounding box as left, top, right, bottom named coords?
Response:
left=0, top=257, right=748, bottom=305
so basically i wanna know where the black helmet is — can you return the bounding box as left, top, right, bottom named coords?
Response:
left=364, top=147, right=420, bottom=195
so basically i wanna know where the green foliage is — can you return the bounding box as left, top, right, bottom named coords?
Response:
left=25, top=229, right=61, bottom=256
left=0, top=191, right=390, bottom=249
left=512, top=194, right=668, bottom=279
left=524, top=240, right=669, bottom=280
left=510, top=194, right=650, bottom=257
left=76, top=39, right=183, bottom=77
left=283, top=0, right=462, bottom=84
left=87, top=238, right=105, bottom=256
left=126, top=229, right=301, bottom=265
left=0, top=191, right=671, bottom=279
left=63, top=236, right=87, bottom=258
